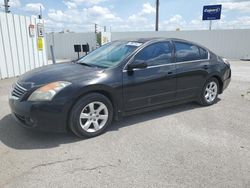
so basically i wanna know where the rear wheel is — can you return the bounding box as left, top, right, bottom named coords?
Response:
left=69, top=93, right=113, bottom=138
left=199, top=78, right=219, bottom=106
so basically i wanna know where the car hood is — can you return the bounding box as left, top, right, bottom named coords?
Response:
left=18, top=63, right=105, bottom=89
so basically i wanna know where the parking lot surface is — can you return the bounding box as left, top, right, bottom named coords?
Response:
left=0, top=61, right=250, bottom=188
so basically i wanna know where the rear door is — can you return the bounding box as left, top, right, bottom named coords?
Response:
left=122, top=41, right=176, bottom=112
left=173, top=41, right=210, bottom=100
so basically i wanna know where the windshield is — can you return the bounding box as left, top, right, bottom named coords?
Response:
left=77, top=41, right=142, bottom=68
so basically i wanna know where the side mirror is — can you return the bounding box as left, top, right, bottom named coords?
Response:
left=127, top=61, right=147, bottom=71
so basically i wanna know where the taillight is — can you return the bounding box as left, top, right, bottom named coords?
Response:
left=222, top=58, right=230, bottom=67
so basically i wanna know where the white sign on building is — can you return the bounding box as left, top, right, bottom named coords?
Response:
left=37, top=23, right=44, bottom=37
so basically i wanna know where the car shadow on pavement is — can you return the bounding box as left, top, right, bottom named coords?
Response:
left=0, top=114, right=81, bottom=150
left=110, top=98, right=220, bottom=132
left=0, top=100, right=220, bottom=150
left=109, top=102, right=201, bottom=132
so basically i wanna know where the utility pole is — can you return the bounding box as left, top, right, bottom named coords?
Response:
left=38, top=5, right=43, bottom=19
left=4, top=0, right=10, bottom=13
left=94, top=23, right=98, bottom=33
left=155, top=0, right=159, bottom=31
left=209, top=20, right=212, bottom=30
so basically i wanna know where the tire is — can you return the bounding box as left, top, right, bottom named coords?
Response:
left=198, top=77, right=219, bottom=106
left=69, top=93, right=113, bottom=138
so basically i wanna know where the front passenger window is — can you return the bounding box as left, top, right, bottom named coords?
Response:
left=134, top=42, right=173, bottom=66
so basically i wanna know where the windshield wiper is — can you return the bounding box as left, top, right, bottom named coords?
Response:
left=78, top=62, right=94, bottom=67
left=81, top=63, right=108, bottom=69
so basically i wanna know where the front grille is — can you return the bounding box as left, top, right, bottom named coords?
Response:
left=11, top=83, right=27, bottom=100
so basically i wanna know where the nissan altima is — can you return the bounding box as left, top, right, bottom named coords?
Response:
left=9, top=38, right=231, bottom=138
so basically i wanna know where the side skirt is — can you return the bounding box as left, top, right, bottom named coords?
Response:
left=121, top=97, right=198, bottom=118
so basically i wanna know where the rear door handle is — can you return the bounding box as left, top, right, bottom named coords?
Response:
left=167, top=71, right=173, bottom=75
left=203, top=65, right=209, bottom=70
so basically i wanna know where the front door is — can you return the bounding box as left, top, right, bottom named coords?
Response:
left=122, top=41, right=176, bottom=112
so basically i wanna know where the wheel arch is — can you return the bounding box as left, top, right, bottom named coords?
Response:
left=86, top=90, right=115, bottom=107
left=206, top=74, right=223, bottom=94
left=211, top=75, right=223, bottom=94
left=66, top=86, right=120, bottom=131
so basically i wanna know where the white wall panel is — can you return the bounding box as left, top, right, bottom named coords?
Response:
left=8, top=14, right=20, bottom=76
left=25, top=17, right=35, bottom=70
left=19, top=16, right=28, bottom=72
left=30, top=18, right=40, bottom=68
left=13, top=14, right=25, bottom=75
left=46, top=32, right=97, bottom=60
left=111, top=30, right=250, bottom=59
left=0, top=16, right=8, bottom=78
left=0, top=13, right=14, bottom=77
left=0, top=12, right=47, bottom=79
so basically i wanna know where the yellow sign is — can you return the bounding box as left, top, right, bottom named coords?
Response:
left=37, top=37, right=43, bottom=51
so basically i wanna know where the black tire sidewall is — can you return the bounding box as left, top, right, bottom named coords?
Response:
left=69, top=93, right=113, bottom=138
left=200, top=78, right=219, bottom=106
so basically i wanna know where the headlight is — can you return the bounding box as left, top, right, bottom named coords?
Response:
left=28, top=81, right=71, bottom=101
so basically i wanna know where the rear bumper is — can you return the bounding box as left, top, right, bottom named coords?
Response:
left=9, top=98, right=70, bottom=132
left=222, top=68, right=231, bottom=92
left=222, top=77, right=231, bottom=91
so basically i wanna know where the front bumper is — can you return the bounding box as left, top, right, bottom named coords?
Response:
left=9, top=98, right=70, bottom=132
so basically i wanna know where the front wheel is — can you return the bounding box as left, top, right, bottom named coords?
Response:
left=69, top=93, right=113, bottom=138
left=199, top=78, right=219, bottom=106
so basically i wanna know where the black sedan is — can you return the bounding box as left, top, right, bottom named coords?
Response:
left=9, top=38, right=231, bottom=138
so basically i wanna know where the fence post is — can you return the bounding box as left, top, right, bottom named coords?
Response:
left=50, top=45, right=56, bottom=64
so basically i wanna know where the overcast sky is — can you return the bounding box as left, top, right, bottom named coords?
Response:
left=1, top=0, right=250, bottom=32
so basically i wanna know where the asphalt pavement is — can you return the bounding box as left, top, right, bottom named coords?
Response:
left=0, top=61, right=250, bottom=188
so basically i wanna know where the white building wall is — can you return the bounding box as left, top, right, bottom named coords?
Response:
left=0, top=12, right=47, bottom=79
left=46, top=32, right=97, bottom=60
left=111, top=29, right=250, bottom=59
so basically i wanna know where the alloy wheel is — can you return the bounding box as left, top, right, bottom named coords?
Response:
left=79, top=101, right=109, bottom=133
left=204, top=81, right=218, bottom=103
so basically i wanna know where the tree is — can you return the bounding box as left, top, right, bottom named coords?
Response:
left=96, top=32, right=101, bottom=46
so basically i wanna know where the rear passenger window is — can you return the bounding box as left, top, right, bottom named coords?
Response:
left=174, top=41, right=208, bottom=62
left=199, top=47, right=208, bottom=59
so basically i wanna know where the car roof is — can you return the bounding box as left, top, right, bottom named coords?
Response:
left=116, top=38, right=188, bottom=43
left=115, top=38, right=209, bottom=50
